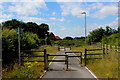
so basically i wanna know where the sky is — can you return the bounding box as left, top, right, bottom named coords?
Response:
left=0, top=0, right=119, bottom=38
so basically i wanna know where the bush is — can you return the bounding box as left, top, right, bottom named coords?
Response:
left=2, top=28, right=18, bottom=65
left=102, top=33, right=120, bottom=46
left=21, top=32, right=40, bottom=50
left=2, top=28, right=41, bottom=65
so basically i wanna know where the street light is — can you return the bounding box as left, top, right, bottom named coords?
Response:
left=82, top=11, right=86, bottom=49
left=82, top=11, right=87, bottom=66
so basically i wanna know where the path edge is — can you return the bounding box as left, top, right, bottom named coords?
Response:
left=39, top=52, right=58, bottom=79
left=74, top=53, right=99, bottom=80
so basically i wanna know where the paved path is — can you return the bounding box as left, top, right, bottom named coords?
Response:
left=41, top=48, right=97, bottom=80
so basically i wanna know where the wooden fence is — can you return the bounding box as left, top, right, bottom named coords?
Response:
left=102, top=44, right=120, bottom=54
left=84, top=43, right=120, bottom=66
left=21, top=49, right=47, bottom=69
left=21, top=49, right=69, bottom=71
left=65, top=51, right=83, bottom=64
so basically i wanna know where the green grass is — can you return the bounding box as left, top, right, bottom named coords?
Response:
left=2, top=45, right=58, bottom=79
left=71, top=43, right=118, bottom=78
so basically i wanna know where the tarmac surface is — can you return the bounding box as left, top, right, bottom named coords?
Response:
left=41, top=48, right=97, bottom=80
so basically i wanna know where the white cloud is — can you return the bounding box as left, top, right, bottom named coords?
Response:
left=92, top=5, right=118, bottom=19
left=19, top=16, right=44, bottom=22
left=59, top=2, right=117, bottom=19
left=8, top=1, right=47, bottom=16
left=52, top=12, right=56, bottom=15
left=0, top=0, right=119, bottom=2
left=49, top=17, right=56, bottom=20
left=0, top=14, right=13, bottom=19
left=59, top=3, right=90, bottom=18
left=49, top=17, right=64, bottom=22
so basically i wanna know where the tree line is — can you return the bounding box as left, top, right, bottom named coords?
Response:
left=2, top=19, right=50, bottom=65
left=87, top=26, right=119, bottom=45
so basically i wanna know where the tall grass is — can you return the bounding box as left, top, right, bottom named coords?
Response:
left=72, top=44, right=118, bottom=78
left=2, top=45, right=58, bottom=79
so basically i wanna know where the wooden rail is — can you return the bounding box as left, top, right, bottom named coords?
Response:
left=46, top=54, right=69, bottom=71
left=21, top=49, right=47, bottom=70
left=86, top=49, right=102, bottom=51
left=23, top=61, right=44, bottom=62
left=65, top=51, right=83, bottom=64
left=86, top=53, right=103, bottom=55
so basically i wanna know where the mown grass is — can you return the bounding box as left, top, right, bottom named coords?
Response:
left=2, top=45, right=58, bottom=79
left=71, top=43, right=118, bottom=78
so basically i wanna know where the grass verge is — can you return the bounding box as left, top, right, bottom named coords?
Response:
left=2, top=45, right=58, bottom=79
left=71, top=43, right=118, bottom=78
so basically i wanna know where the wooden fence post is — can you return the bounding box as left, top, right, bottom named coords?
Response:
left=46, top=54, right=48, bottom=71
left=115, top=45, right=117, bottom=52
left=85, top=48, right=87, bottom=66
left=101, top=42, right=102, bottom=49
left=106, top=44, right=108, bottom=54
left=103, top=44, right=105, bottom=59
left=44, top=49, right=47, bottom=70
left=81, top=52, right=82, bottom=64
left=58, top=45, right=60, bottom=51
left=66, top=55, right=68, bottom=69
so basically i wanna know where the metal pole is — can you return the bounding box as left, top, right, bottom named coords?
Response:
left=85, top=13, right=86, bottom=49
left=85, top=48, right=87, bottom=66
left=18, top=27, right=21, bottom=66
left=85, top=13, right=87, bottom=66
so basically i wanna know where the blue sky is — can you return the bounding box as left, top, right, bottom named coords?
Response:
left=0, top=1, right=118, bottom=38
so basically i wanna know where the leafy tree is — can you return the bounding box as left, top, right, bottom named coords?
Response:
left=2, top=19, right=23, bottom=29
left=38, top=23, right=49, bottom=38
left=63, top=36, right=73, bottom=40
left=87, top=27, right=105, bottom=43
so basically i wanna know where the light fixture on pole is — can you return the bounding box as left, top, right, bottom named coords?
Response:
left=82, top=11, right=87, bottom=66
left=82, top=11, right=86, bottom=49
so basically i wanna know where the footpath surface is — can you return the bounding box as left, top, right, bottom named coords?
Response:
left=41, top=48, right=97, bottom=80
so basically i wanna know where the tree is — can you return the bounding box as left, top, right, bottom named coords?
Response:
left=87, top=27, right=105, bottom=43
left=63, top=36, right=73, bottom=40
left=2, top=19, right=22, bottom=29
left=38, top=23, right=49, bottom=38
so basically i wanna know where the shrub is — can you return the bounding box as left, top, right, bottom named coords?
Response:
left=2, top=28, right=18, bottom=65
left=2, top=28, right=41, bottom=65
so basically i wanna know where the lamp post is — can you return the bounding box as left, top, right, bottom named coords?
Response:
left=82, top=11, right=87, bottom=66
